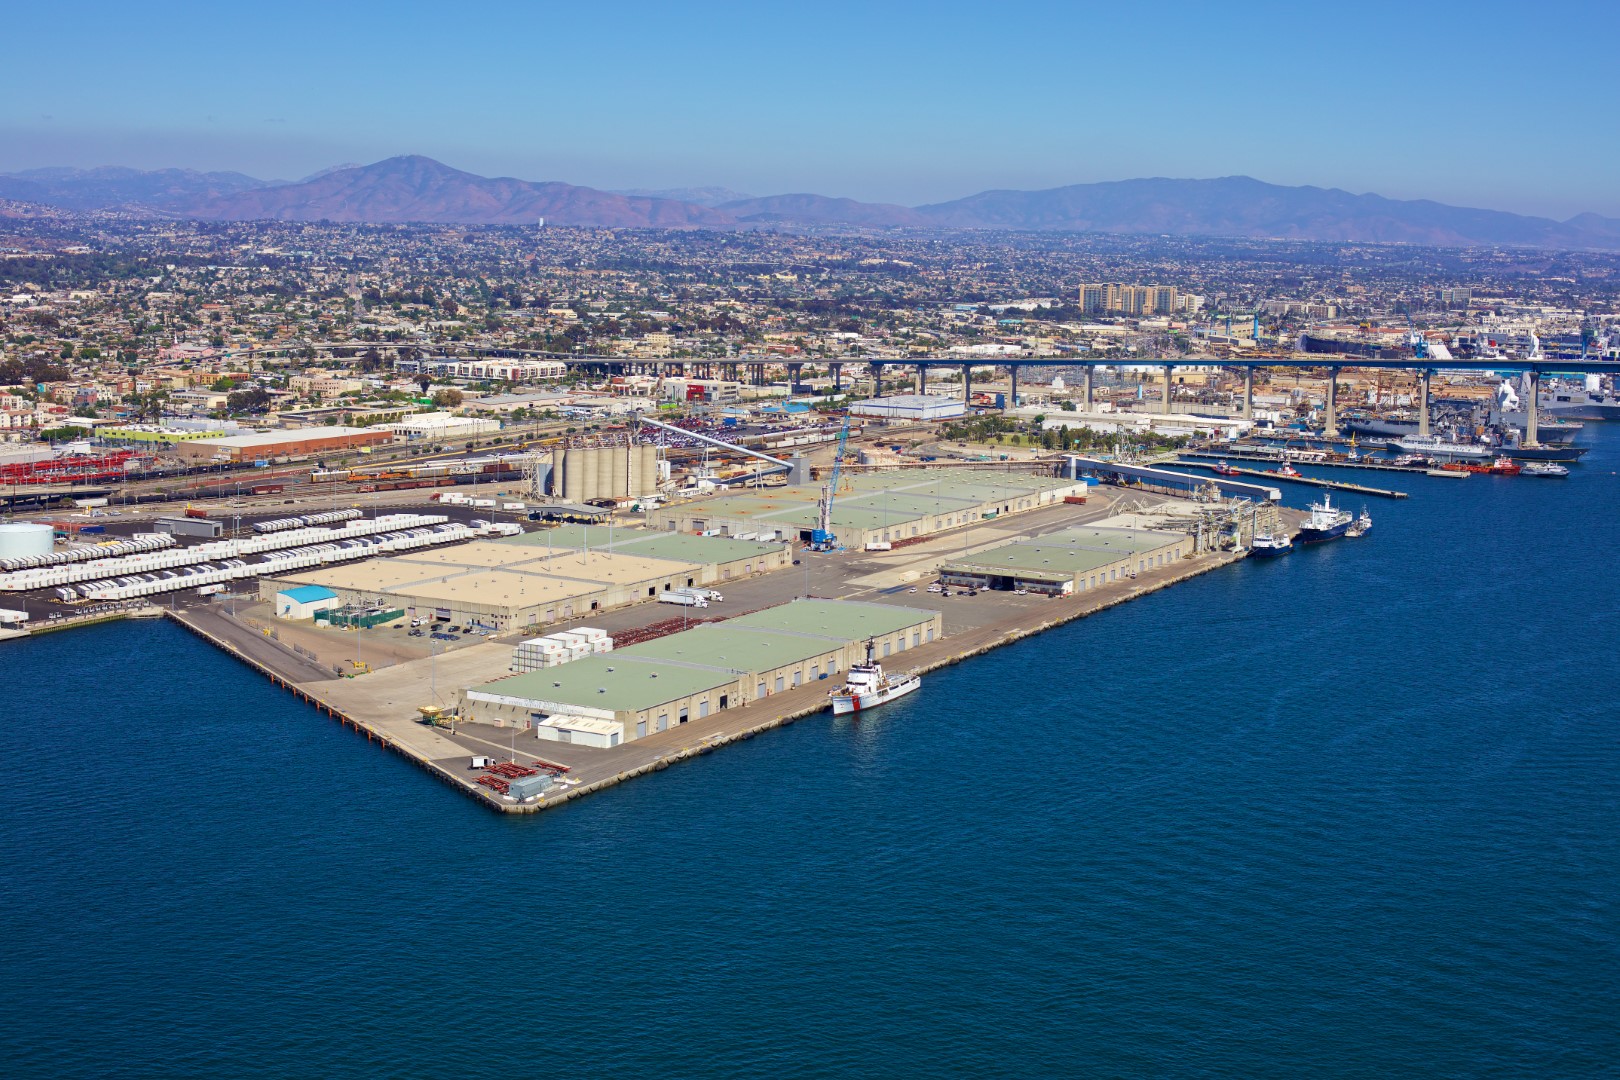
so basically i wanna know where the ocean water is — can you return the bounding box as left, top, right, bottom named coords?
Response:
left=2, top=430, right=1617, bottom=1079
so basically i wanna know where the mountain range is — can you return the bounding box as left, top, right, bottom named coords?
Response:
left=4, top=155, right=1619, bottom=250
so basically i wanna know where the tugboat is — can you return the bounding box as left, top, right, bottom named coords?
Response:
left=830, top=638, right=921, bottom=715
left=1270, top=464, right=1302, bottom=478
left=1346, top=506, right=1373, bottom=538
left=1296, top=492, right=1353, bottom=544
left=1461, top=455, right=1521, bottom=476
left=1211, top=460, right=1242, bottom=476
left=1250, top=532, right=1294, bottom=557
left=1522, top=461, right=1570, bottom=477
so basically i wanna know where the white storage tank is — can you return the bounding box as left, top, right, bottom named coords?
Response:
left=0, top=523, right=55, bottom=561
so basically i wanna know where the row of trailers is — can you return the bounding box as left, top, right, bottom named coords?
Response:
left=63, top=521, right=477, bottom=602
left=311, top=456, right=526, bottom=494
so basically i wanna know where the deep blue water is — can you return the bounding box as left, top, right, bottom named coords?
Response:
left=3, top=431, right=1618, bottom=1079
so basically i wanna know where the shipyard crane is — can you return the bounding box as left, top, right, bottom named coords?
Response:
left=809, top=414, right=851, bottom=551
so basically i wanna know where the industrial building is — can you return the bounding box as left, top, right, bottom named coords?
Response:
left=939, top=526, right=1188, bottom=595
left=500, top=526, right=791, bottom=582
left=647, top=469, right=1089, bottom=550
left=847, top=394, right=966, bottom=422
left=258, top=531, right=788, bottom=632
left=101, top=425, right=226, bottom=444
left=275, top=584, right=340, bottom=620
left=381, top=412, right=501, bottom=440
left=456, top=599, right=942, bottom=745
left=172, top=427, right=394, bottom=463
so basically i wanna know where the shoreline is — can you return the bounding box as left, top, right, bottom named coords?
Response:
left=165, top=545, right=1249, bottom=815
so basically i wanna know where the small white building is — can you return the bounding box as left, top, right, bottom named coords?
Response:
left=382, top=412, right=501, bottom=440
left=275, top=584, right=340, bottom=620
left=534, top=715, right=624, bottom=749
left=848, top=394, right=966, bottom=422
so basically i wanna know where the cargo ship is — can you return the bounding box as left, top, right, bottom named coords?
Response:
left=1296, top=492, right=1353, bottom=544
left=830, top=639, right=921, bottom=715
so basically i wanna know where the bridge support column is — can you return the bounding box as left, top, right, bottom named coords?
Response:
left=871, top=363, right=882, bottom=399
left=787, top=362, right=802, bottom=390
left=1325, top=367, right=1339, bottom=433
left=1010, top=366, right=1018, bottom=409
left=1162, top=364, right=1174, bottom=414
left=1083, top=367, right=1093, bottom=411
left=963, top=364, right=972, bottom=403
left=832, top=363, right=842, bottom=392
left=1418, top=369, right=1431, bottom=437
left=1525, top=369, right=1540, bottom=445
left=1242, top=367, right=1254, bottom=419
left=915, top=364, right=924, bottom=395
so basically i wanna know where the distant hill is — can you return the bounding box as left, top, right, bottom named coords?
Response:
left=187, top=156, right=733, bottom=227
left=4, top=156, right=1619, bottom=249
left=612, top=186, right=754, bottom=207
left=912, top=176, right=1603, bottom=248
left=0, top=166, right=279, bottom=211
left=719, top=193, right=927, bottom=227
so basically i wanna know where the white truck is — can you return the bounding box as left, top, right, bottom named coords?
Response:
left=658, top=590, right=709, bottom=608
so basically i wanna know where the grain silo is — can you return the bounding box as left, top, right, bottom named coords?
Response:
left=609, top=445, right=630, bottom=498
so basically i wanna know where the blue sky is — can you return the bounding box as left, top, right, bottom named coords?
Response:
left=3, top=0, right=1615, bottom=218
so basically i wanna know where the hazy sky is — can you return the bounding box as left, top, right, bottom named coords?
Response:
left=3, top=0, right=1615, bottom=218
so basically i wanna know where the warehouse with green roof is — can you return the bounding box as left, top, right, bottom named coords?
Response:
left=501, top=525, right=791, bottom=581
left=645, top=469, right=1089, bottom=549
left=455, top=598, right=941, bottom=745
left=939, top=526, right=1187, bottom=596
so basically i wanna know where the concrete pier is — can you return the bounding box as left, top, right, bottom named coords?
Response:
left=1325, top=367, right=1339, bottom=432
left=1162, top=364, right=1174, bottom=414
left=167, top=532, right=1252, bottom=815
left=1083, top=368, right=1094, bottom=411
left=1242, top=368, right=1254, bottom=419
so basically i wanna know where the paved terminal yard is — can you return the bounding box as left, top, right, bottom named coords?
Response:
left=164, top=486, right=1298, bottom=813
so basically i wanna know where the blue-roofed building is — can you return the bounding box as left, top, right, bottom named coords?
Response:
left=275, top=584, right=340, bottom=620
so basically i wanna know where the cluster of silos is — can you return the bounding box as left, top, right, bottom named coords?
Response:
left=551, top=445, right=659, bottom=502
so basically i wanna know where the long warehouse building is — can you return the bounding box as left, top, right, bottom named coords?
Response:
left=647, top=469, right=1089, bottom=549
left=939, top=526, right=1188, bottom=595
left=259, top=531, right=790, bottom=632
left=456, top=599, right=942, bottom=746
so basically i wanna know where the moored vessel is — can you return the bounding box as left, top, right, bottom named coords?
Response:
left=1296, top=492, right=1353, bottom=544
left=1250, top=532, right=1293, bottom=557
left=830, top=639, right=921, bottom=715
left=1522, top=461, right=1570, bottom=477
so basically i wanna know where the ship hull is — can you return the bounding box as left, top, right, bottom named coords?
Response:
left=1297, top=521, right=1351, bottom=544
left=1541, top=397, right=1620, bottom=421
left=1348, top=417, right=1581, bottom=445
left=1493, top=444, right=1588, bottom=461
left=1249, top=542, right=1293, bottom=557
left=831, top=676, right=920, bottom=715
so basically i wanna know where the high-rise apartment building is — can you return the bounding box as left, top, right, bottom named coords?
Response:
left=1079, top=283, right=1179, bottom=316
left=1439, top=287, right=1472, bottom=309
